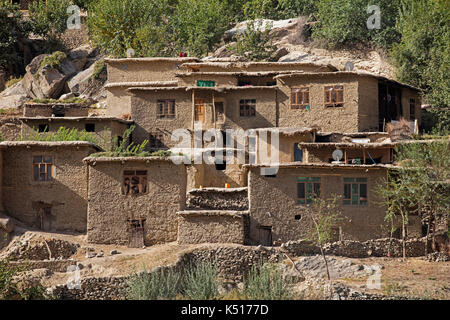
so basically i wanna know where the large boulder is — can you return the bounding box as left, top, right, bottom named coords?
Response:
left=22, top=53, right=77, bottom=99
left=68, top=60, right=106, bottom=102
left=0, top=80, right=30, bottom=109
left=68, top=44, right=98, bottom=71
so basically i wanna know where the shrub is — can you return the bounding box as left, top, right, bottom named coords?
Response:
left=243, top=0, right=318, bottom=20
left=182, top=261, right=219, bottom=300
left=28, top=0, right=72, bottom=40
left=0, top=259, right=47, bottom=300
left=92, top=59, right=106, bottom=80
left=232, top=20, right=277, bottom=61
left=87, top=0, right=172, bottom=57
left=31, top=97, right=87, bottom=104
left=127, top=268, right=180, bottom=300
left=92, top=125, right=152, bottom=157
left=39, top=51, right=67, bottom=71
left=170, top=0, right=231, bottom=57
left=243, top=263, right=294, bottom=300
left=5, top=76, right=22, bottom=88
left=21, top=126, right=99, bottom=144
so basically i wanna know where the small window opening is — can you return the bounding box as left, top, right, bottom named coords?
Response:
left=38, top=124, right=49, bottom=133
left=85, top=123, right=95, bottom=132
left=122, top=170, right=148, bottom=195
left=294, top=215, right=301, bottom=220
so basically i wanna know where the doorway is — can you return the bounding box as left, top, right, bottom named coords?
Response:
left=258, top=226, right=273, bottom=246
left=294, top=143, right=303, bottom=162
left=194, top=99, right=206, bottom=123
left=128, top=218, right=146, bottom=248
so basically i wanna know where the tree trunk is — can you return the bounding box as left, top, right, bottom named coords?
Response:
left=401, top=212, right=406, bottom=261
left=425, top=210, right=431, bottom=255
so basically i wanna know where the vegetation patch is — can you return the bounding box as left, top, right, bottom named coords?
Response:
left=30, top=97, right=88, bottom=105
left=0, top=259, right=48, bottom=300
left=39, top=51, right=67, bottom=71
left=20, top=126, right=99, bottom=144
left=92, top=59, right=106, bottom=80
left=5, top=76, right=22, bottom=88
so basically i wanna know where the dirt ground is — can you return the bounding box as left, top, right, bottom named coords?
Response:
left=336, top=257, right=450, bottom=299
left=2, top=229, right=449, bottom=299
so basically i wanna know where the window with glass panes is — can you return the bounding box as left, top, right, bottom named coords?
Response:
left=157, top=100, right=176, bottom=119
left=297, top=177, right=321, bottom=204
left=343, top=178, right=368, bottom=205
left=32, top=156, right=54, bottom=181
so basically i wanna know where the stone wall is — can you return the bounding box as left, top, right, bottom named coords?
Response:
left=0, top=117, right=21, bottom=141
left=186, top=187, right=248, bottom=211
left=177, top=211, right=248, bottom=245
left=0, top=237, right=80, bottom=261
left=48, top=244, right=280, bottom=300
left=282, top=237, right=431, bottom=258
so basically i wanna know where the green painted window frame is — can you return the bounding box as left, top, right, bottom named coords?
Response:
left=197, top=80, right=215, bottom=87
left=343, top=177, right=368, bottom=206
left=297, top=177, right=321, bottom=204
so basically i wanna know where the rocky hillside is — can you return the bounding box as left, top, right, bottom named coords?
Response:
left=213, top=17, right=395, bottom=78
left=0, top=17, right=395, bottom=113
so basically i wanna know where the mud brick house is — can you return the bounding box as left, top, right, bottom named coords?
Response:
left=105, top=59, right=421, bottom=152
left=84, top=156, right=187, bottom=247
left=0, top=141, right=101, bottom=232
left=104, top=57, right=199, bottom=118
left=20, top=102, right=133, bottom=150
left=20, top=116, right=133, bottom=150
left=0, top=56, right=429, bottom=248
left=245, top=163, right=422, bottom=244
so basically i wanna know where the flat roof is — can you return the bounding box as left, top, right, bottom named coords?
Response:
left=0, top=141, right=102, bottom=151
left=127, top=85, right=278, bottom=93
left=243, top=162, right=396, bottom=169
left=83, top=155, right=184, bottom=164
left=275, top=71, right=420, bottom=91
left=105, top=57, right=199, bottom=63
left=296, top=139, right=447, bottom=148
left=181, top=61, right=338, bottom=71
left=254, top=127, right=318, bottom=135
left=20, top=117, right=134, bottom=124
left=104, top=81, right=178, bottom=88
left=175, top=71, right=296, bottom=77
left=177, top=210, right=248, bottom=218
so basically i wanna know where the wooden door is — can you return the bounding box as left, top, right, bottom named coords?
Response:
left=259, top=226, right=272, bottom=246
left=194, top=99, right=206, bottom=123
left=128, top=219, right=145, bottom=248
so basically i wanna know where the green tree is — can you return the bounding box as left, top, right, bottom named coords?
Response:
left=28, top=0, right=72, bottom=41
left=391, top=0, right=450, bottom=110
left=312, top=0, right=401, bottom=48
left=170, top=0, right=230, bottom=57
left=243, top=0, right=317, bottom=20
left=304, top=195, right=342, bottom=281
left=0, top=0, right=29, bottom=70
left=87, top=0, right=172, bottom=57
left=232, top=20, right=277, bottom=61
left=378, top=140, right=450, bottom=258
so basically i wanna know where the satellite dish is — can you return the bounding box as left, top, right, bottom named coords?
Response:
left=332, top=149, right=344, bottom=161
left=126, top=48, right=135, bottom=58
left=344, top=61, right=354, bottom=71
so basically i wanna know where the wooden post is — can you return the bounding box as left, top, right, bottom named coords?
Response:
left=344, top=149, right=347, bottom=164
left=362, top=148, right=366, bottom=164
left=212, top=92, right=216, bottom=129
